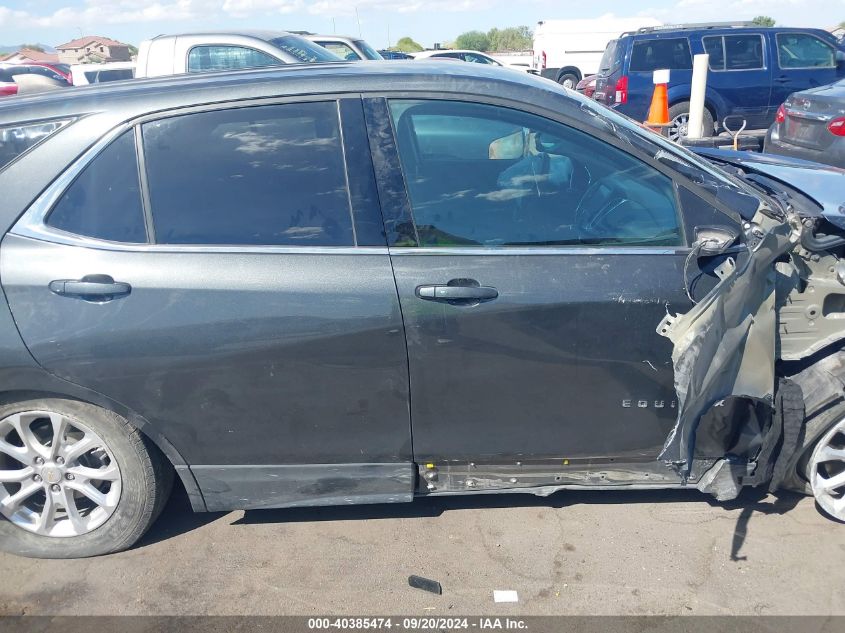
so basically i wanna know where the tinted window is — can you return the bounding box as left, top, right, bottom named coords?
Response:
left=354, top=40, right=383, bottom=60
left=47, top=130, right=147, bottom=243
left=91, top=69, right=134, bottom=83
left=27, top=66, right=66, bottom=81
left=630, top=38, right=692, bottom=72
left=464, top=53, right=498, bottom=65
left=0, top=118, right=71, bottom=171
left=703, top=36, right=725, bottom=70
left=725, top=35, right=764, bottom=70
left=389, top=100, right=681, bottom=247
left=777, top=33, right=835, bottom=69
left=599, top=40, right=619, bottom=73
left=187, top=46, right=279, bottom=72
left=142, top=102, right=354, bottom=246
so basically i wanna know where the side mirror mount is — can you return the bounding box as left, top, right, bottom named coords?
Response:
left=694, top=225, right=740, bottom=256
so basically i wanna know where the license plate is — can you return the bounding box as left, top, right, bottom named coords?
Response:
left=785, top=117, right=822, bottom=146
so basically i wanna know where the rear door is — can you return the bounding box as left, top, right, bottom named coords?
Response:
left=702, top=33, right=772, bottom=128
left=771, top=31, right=840, bottom=111
left=2, top=98, right=413, bottom=508
left=364, top=96, right=693, bottom=469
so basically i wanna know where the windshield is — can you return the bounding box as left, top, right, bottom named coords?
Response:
left=270, top=36, right=342, bottom=63
left=598, top=40, right=618, bottom=74
left=355, top=40, right=384, bottom=60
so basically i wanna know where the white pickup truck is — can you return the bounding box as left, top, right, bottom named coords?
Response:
left=532, top=16, right=661, bottom=88
left=135, top=30, right=340, bottom=78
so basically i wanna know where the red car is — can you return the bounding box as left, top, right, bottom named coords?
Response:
left=0, top=63, right=72, bottom=97
left=576, top=74, right=597, bottom=99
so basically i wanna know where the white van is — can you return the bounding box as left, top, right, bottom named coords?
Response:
left=532, top=16, right=661, bottom=88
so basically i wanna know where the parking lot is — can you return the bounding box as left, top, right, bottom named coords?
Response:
left=1, top=483, right=843, bottom=616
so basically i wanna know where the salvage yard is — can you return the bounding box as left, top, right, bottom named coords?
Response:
left=1, top=484, right=843, bottom=615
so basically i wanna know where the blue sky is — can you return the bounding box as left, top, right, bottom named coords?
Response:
left=0, top=0, right=842, bottom=49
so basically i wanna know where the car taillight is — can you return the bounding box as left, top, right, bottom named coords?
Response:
left=614, top=75, right=628, bottom=104
left=775, top=104, right=786, bottom=124
left=829, top=117, right=845, bottom=137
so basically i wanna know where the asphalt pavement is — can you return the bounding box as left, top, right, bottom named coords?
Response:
left=1, top=483, right=843, bottom=615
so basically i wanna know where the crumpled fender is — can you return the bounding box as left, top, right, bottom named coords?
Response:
left=656, top=217, right=802, bottom=474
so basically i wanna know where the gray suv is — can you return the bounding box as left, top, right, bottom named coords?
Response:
left=1, top=62, right=844, bottom=558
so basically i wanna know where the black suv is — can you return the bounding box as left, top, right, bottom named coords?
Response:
left=0, top=63, right=844, bottom=558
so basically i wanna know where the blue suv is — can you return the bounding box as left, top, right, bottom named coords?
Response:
left=594, top=23, right=845, bottom=139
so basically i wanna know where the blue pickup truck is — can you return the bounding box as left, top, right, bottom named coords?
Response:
left=593, top=23, right=845, bottom=139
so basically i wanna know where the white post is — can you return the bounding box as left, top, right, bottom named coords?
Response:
left=687, top=54, right=709, bottom=139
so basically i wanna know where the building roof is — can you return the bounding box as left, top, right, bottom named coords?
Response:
left=0, top=48, right=60, bottom=63
left=56, top=36, right=128, bottom=50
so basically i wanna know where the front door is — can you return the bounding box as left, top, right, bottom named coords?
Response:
left=770, top=32, right=840, bottom=114
left=366, top=97, right=693, bottom=465
left=2, top=99, right=413, bottom=507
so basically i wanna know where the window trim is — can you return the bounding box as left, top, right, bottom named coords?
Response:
left=775, top=31, right=837, bottom=71
left=629, top=36, right=694, bottom=73
left=702, top=33, right=767, bottom=73
left=12, top=95, right=379, bottom=253
left=381, top=96, right=688, bottom=250
left=185, top=44, right=282, bottom=73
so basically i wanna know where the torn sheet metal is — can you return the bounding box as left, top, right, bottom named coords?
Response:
left=656, top=217, right=802, bottom=474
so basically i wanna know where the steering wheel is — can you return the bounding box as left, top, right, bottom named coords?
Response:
left=574, top=175, right=665, bottom=241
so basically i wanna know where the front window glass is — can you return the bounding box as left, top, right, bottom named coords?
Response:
left=269, top=36, right=342, bottom=63
left=142, top=102, right=354, bottom=246
left=317, top=41, right=361, bottom=60
left=630, top=38, right=692, bottom=72
left=187, top=46, right=279, bottom=72
left=777, top=33, right=835, bottom=69
left=388, top=100, right=682, bottom=247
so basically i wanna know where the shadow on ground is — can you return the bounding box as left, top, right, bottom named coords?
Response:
left=137, top=480, right=808, bottom=562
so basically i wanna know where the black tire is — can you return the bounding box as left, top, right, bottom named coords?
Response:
left=781, top=351, right=845, bottom=494
left=668, top=101, right=715, bottom=138
left=0, top=398, right=173, bottom=558
left=557, top=73, right=579, bottom=90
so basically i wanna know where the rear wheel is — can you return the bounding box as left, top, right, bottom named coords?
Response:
left=0, top=398, right=172, bottom=558
left=668, top=102, right=714, bottom=141
left=557, top=73, right=579, bottom=90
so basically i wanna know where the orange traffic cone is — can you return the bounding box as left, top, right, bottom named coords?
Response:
left=645, top=69, right=670, bottom=127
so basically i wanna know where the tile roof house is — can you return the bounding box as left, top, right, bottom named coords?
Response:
left=0, top=48, right=60, bottom=64
left=56, top=36, right=131, bottom=64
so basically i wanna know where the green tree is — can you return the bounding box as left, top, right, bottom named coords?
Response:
left=395, top=36, right=423, bottom=53
left=127, top=44, right=139, bottom=57
left=752, top=15, right=776, bottom=27
left=455, top=30, right=491, bottom=52
left=488, top=26, right=532, bottom=52
left=20, top=44, right=45, bottom=52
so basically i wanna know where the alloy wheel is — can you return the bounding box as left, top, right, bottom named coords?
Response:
left=669, top=113, right=689, bottom=141
left=810, top=416, right=845, bottom=521
left=0, top=411, right=121, bottom=537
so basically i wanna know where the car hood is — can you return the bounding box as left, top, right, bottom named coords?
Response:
left=692, top=147, right=845, bottom=229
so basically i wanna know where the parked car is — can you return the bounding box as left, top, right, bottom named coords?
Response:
left=134, top=30, right=341, bottom=77
left=764, top=79, right=845, bottom=168
left=594, top=22, right=845, bottom=139
left=302, top=34, right=383, bottom=61
left=379, top=50, right=413, bottom=60
left=576, top=74, right=597, bottom=97
left=532, top=16, right=662, bottom=88
left=0, top=63, right=71, bottom=97
left=1, top=61, right=845, bottom=559
left=69, top=62, right=135, bottom=86
left=412, top=49, right=530, bottom=71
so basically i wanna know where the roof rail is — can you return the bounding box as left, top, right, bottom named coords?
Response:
left=623, top=21, right=758, bottom=36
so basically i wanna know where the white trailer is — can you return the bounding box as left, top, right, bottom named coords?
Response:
left=532, top=16, right=661, bottom=88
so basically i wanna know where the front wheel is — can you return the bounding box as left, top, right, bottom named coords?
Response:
left=0, top=398, right=173, bottom=558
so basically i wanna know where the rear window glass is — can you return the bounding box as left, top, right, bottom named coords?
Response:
left=0, top=119, right=71, bottom=171
left=269, top=36, right=341, bottom=63
left=630, top=38, right=692, bottom=72
left=598, top=40, right=619, bottom=73
left=187, top=46, right=279, bottom=72
left=46, top=130, right=147, bottom=243
left=705, top=35, right=765, bottom=71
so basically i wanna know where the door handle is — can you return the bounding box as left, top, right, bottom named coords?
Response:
left=774, top=76, right=791, bottom=84
left=49, top=275, right=131, bottom=301
left=416, top=282, right=498, bottom=302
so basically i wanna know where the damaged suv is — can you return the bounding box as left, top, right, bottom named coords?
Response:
left=0, top=62, right=843, bottom=559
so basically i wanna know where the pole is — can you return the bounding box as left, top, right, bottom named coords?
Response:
left=687, top=53, right=709, bottom=139
left=355, top=7, right=362, bottom=38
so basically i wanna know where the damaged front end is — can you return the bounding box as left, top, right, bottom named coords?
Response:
left=657, top=197, right=845, bottom=502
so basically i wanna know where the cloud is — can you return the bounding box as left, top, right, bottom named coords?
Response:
left=0, top=0, right=497, bottom=29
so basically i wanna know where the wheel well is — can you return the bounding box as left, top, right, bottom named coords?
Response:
left=557, top=67, right=582, bottom=82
